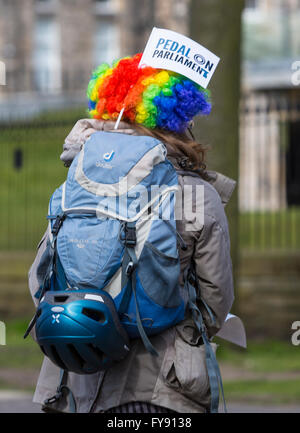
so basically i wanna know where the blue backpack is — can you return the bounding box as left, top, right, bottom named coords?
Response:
left=44, top=131, right=186, bottom=354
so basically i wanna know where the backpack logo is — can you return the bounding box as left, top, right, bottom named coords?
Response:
left=76, top=243, right=85, bottom=249
left=103, top=150, right=115, bottom=162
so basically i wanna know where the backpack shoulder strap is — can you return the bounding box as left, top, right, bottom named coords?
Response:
left=44, top=369, right=77, bottom=413
left=119, top=222, right=158, bottom=357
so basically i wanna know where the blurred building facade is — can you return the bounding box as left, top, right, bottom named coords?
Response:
left=0, top=0, right=189, bottom=119
left=1, top=0, right=300, bottom=213
left=240, top=0, right=300, bottom=211
left=0, top=0, right=120, bottom=117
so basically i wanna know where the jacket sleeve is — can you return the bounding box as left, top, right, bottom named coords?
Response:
left=193, top=198, right=235, bottom=337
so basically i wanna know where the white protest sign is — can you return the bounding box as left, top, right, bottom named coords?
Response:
left=216, top=314, right=247, bottom=348
left=139, top=27, right=220, bottom=89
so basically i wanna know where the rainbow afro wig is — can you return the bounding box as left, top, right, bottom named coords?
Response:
left=87, top=53, right=211, bottom=134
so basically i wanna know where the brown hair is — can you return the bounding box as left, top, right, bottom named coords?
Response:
left=132, top=124, right=207, bottom=176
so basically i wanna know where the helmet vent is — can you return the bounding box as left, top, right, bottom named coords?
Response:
left=82, top=308, right=106, bottom=323
left=87, top=343, right=103, bottom=360
left=54, top=295, right=69, bottom=303
left=50, top=345, right=67, bottom=370
left=67, top=344, right=85, bottom=369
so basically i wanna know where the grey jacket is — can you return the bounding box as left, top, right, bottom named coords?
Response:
left=28, top=120, right=235, bottom=413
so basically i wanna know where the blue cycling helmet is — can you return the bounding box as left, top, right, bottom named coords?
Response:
left=35, top=289, right=130, bottom=374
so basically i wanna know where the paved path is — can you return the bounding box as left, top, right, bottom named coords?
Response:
left=0, top=391, right=299, bottom=413
left=0, top=391, right=42, bottom=413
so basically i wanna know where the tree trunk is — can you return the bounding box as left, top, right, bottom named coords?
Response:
left=120, top=0, right=156, bottom=55
left=189, top=0, right=244, bottom=309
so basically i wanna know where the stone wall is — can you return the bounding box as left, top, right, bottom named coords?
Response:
left=0, top=0, right=190, bottom=98
left=119, top=0, right=190, bottom=55
left=59, top=0, right=93, bottom=92
left=0, top=0, right=34, bottom=94
left=237, top=250, right=300, bottom=341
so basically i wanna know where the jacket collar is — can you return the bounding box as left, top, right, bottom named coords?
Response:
left=204, top=170, right=236, bottom=207
left=167, top=155, right=236, bottom=207
left=60, top=119, right=136, bottom=167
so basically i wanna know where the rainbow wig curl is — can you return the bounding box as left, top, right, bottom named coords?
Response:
left=87, top=53, right=211, bottom=134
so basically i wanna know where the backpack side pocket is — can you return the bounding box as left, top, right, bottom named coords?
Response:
left=137, top=241, right=182, bottom=308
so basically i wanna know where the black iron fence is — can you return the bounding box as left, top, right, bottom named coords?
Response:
left=239, top=88, right=300, bottom=250
left=1, top=89, right=300, bottom=251
left=0, top=115, right=81, bottom=250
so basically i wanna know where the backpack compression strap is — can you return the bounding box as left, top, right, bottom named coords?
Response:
left=119, top=222, right=158, bottom=357
left=44, top=369, right=76, bottom=413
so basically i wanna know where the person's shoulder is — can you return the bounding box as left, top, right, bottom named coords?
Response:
left=178, top=171, right=223, bottom=210
left=178, top=171, right=228, bottom=231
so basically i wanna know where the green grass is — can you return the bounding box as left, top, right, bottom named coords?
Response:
left=0, top=319, right=43, bottom=369
left=0, top=319, right=42, bottom=392
left=216, top=338, right=300, bottom=404
left=224, top=379, right=300, bottom=404
left=216, top=338, right=300, bottom=373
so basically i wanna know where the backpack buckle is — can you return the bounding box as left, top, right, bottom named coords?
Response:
left=44, top=390, right=62, bottom=405
left=125, top=261, right=134, bottom=276
left=123, top=223, right=136, bottom=247
left=52, top=213, right=66, bottom=236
